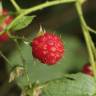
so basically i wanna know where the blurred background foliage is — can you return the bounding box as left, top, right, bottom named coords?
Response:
left=0, top=0, right=96, bottom=96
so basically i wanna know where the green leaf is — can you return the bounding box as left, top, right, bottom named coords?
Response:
left=41, top=73, right=96, bottom=96
left=8, top=35, right=88, bottom=88
left=12, top=16, right=35, bottom=31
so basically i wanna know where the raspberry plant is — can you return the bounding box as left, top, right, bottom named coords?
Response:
left=0, top=0, right=96, bottom=96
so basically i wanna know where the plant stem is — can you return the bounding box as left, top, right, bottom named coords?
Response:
left=86, top=32, right=96, bottom=60
left=10, top=0, right=21, bottom=11
left=87, top=26, right=96, bottom=34
left=0, top=2, right=3, bottom=10
left=82, top=26, right=96, bottom=78
left=8, top=33, right=31, bottom=42
left=24, top=0, right=76, bottom=14
left=75, top=1, right=96, bottom=79
left=0, top=0, right=76, bottom=35
left=14, top=39, right=32, bottom=88
left=6, top=0, right=76, bottom=32
left=0, top=50, right=12, bottom=67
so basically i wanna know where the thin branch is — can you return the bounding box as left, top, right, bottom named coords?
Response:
left=14, top=39, right=32, bottom=88
left=10, top=0, right=21, bottom=11
left=75, top=1, right=96, bottom=79
left=6, top=0, right=76, bottom=32
left=0, top=50, right=12, bottom=67
left=87, top=26, right=96, bottom=34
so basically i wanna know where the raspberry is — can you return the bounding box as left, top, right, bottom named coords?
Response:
left=4, top=16, right=13, bottom=25
left=82, top=64, right=93, bottom=76
left=0, top=9, right=13, bottom=42
left=32, top=33, right=64, bottom=65
left=0, top=9, right=8, bottom=16
left=0, top=26, right=9, bottom=42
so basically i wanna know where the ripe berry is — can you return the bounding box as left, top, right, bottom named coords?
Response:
left=32, top=32, right=64, bottom=65
left=4, top=16, right=13, bottom=25
left=0, top=26, right=9, bottom=42
left=0, top=9, right=13, bottom=42
left=82, top=64, right=93, bottom=76
left=0, top=9, right=8, bottom=16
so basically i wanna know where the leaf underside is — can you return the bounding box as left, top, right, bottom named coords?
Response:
left=41, top=73, right=96, bottom=96
left=11, top=16, right=35, bottom=31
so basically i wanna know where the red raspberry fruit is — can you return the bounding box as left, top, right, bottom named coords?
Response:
left=4, top=16, right=13, bottom=25
left=32, top=33, right=64, bottom=65
left=82, top=64, right=93, bottom=76
left=0, top=9, right=8, bottom=16
left=0, top=26, right=9, bottom=42
left=0, top=9, right=13, bottom=42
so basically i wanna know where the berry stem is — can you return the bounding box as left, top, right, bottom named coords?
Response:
left=14, top=39, right=25, bottom=64
left=23, top=0, right=76, bottom=15
left=87, top=26, right=96, bottom=34
left=86, top=32, right=96, bottom=60
left=10, top=0, right=21, bottom=12
left=0, top=50, right=12, bottom=68
left=8, top=32, right=31, bottom=42
left=75, top=1, right=96, bottom=79
left=14, top=39, right=32, bottom=88
left=3, top=0, right=76, bottom=34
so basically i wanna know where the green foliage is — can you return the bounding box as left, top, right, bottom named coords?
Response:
left=41, top=73, right=96, bottom=96
left=1, top=0, right=96, bottom=96
left=8, top=34, right=88, bottom=89
left=11, top=16, right=35, bottom=31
